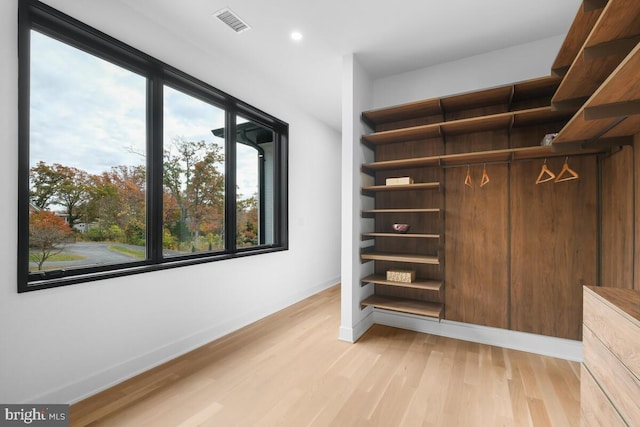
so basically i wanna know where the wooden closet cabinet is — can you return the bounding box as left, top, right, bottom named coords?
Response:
left=359, top=76, right=592, bottom=331
left=357, top=0, right=640, bottom=341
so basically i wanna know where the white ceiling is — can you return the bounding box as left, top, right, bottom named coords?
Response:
left=53, top=0, right=583, bottom=130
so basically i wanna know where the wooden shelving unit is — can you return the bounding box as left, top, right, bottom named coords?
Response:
left=354, top=0, right=638, bottom=338
left=357, top=10, right=640, bottom=321
left=554, top=42, right=640, bottom=144
left=552, top=0, right=640, bottom=109
left=358, top=74, right=598, bottom=322
left=361, top=76, right=562, bottom=128
left=361, top=295, right=443, bottom=319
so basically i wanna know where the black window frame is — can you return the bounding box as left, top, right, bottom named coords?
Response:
left=18, top=0, right=289, bottom=293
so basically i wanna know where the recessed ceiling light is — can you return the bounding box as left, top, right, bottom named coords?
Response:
left=291, top=31, right=303, bottom=41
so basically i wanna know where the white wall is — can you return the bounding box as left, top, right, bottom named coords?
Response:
left=373, top=35, right=565, bottom=108
left=0, top=0, right=341, bottom=404
left=339, top=54, right=375, bottom=342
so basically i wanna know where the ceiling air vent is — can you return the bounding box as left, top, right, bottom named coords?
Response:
left=214, top=8, right=251, bottom=33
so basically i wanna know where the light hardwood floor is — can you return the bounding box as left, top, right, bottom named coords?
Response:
left=71, top=285, right=581, bottom=426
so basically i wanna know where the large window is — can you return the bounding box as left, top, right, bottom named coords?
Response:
left=18, top=1, right=288, bottom=292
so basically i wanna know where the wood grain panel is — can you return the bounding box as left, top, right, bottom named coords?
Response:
left=580, top=365, right=626, bottom=427
left=510, top=123, right=567, bottom=149
left=375, top=137, right=444, bottom=161
left=583, top=325, right=640, bottom=425
left=510, top=156, right=597, bottom=340
left=445, top=129, right=509, bottom=155
left=600, top=146, right=634, bottom=288
left=444, top=163, right=509, bottom=328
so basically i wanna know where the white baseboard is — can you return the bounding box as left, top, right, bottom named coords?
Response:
left=29, top=278, right=340, bottom=405
left=338, top=310, right=374, bottom=342
left=372, top=309, right=583, bottom=362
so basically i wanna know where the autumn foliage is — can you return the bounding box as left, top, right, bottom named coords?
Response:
left=29, top=137, right=259, bottom=257
left=29, top=210, right=74, bottom=270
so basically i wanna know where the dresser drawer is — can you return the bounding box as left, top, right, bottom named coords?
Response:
left=580, top=364, right=625, bottom=427
left=583, top=287, right=640, bottom=380
left=583, top=325, right=640, bottom=425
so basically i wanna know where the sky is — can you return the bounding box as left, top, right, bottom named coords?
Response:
left=29, top=30, right=259, bottom=200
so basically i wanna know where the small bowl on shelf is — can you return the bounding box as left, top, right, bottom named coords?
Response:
left=392, top=223, right=410, bottom=233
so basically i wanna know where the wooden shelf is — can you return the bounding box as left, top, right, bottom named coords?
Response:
left=361, top=208, right=441, bottom=219
left=362, top=122, right=441, bottom=145
left=360, top=252, right=439, bottom=265
left=361, top=76, right=561, bottom=128
left=361, top=182, right=440, bottom=193
left=583, top=42, right=640, bottom=116
left=440, top=86, right=512, bottom=113
left=361, top=275, right=442, bottom=291
left=362, top=145, right=607, bottom=172
left=361, top=295, right=443, bottom=319
left=552, top=0, right=640, bottom=107
left=512, top=76, right=562, bottom=102
left=362, top=208, right=440, bottom=214
left=362, top=98, right=442, bottom=128
left=554, top=42, right=640, bottom=144
left=551, top=2, right=606, bottom=77
left=362, top=232, right=440, bottom=239
left=584, top=0, right=639, bottom=49
left=362, top=107, right=573, bottom=145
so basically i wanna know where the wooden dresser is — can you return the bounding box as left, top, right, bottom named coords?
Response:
left=582, top=286, right=640, bottom=426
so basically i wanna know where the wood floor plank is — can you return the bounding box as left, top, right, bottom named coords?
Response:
left=71, top=285, right=580, bottom=426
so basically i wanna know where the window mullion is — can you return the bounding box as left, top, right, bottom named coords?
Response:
left=276, top=131, right=288, bottom=247
left=149, top=74, right=164, bottom=262
left=225, top=109, right=237, bottom=253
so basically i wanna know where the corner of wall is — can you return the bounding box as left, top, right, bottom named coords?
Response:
left=340, top=53, right=375, bottom=339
